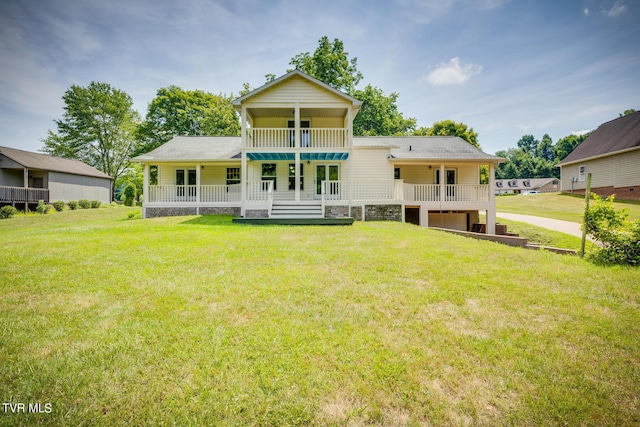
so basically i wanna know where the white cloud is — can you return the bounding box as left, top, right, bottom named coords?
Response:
left=603, top=0, right=626, bottom=17
left=583, top=7, right=590, bottom=16
left=572, top=129, right=593, bottom=136
left=423, top=57, right=483, bottom=86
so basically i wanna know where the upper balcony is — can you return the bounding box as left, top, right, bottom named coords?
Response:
left=246, top=128, right=348, bottom=149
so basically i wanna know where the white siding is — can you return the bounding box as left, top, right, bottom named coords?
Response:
left=352, top=148, right=393, bottom=180
left=48, top=171, right=111, bottom=203
left=248, top=76, right=349, bottom=105
left=561, top=149, right=640, bottom=190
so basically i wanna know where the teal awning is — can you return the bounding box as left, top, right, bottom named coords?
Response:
left=247, top=152, right=294, bottom=161
left=300, top=152, right=349, bottom=161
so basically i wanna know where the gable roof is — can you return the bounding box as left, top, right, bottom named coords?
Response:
left=0, top=146, right=112, bottom=179
left=131, top=136, right=242, bottom=162
left=559, top=111, right=640, bottom=165
left=377, top=136, right=505, bottom=162
left=232, top=69, right=362, bottom=109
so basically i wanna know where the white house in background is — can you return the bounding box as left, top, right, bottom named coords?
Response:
left=132, top=70, right=505, bottom=233
left=495, top=178, right=560, bottom=195
left=0, top=146, right=112, bottom=209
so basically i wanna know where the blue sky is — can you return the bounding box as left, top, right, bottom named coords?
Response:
left=1, top=0, right=638, bottom=155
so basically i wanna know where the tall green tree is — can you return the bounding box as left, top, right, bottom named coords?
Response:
left=41, top=82, right=141, bottom=199
left=136, top=86, right=240, bottom=155
left=287, top=36, right=416, bottom=136
left=351, top=85, right=416, bottom=136
left=555, top=133, right=589, bottom=161
left=289, top=36, right=363, bottom=93
left=423, top=119, right=480, bottom=148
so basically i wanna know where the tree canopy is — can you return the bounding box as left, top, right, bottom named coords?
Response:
left=135, top=86, right=240, bottom=155
left=41, top=82, right=140, bottom=197
left=289, top=36, right=363, bottom=93
left=421, top=119, right=480, bottom=148
left=351, top=85, right=416, bottom=136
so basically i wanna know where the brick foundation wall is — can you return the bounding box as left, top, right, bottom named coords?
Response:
left=364, top=204, right=402, bottom=221
left=563, top=185, right=640, bottom=201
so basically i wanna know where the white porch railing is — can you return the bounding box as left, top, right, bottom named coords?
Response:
left=247, top=128, right=348, bottom=149
left=246, top=180, right=273, bottom=201
left=403, top=184, right=490, bottom=202
left=148, top=185, right=241, bottom=203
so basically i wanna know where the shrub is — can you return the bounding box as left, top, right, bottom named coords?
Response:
left=68, top=200, right=78, bottom=210
left=91, top=200, right=101, bottom=209
left=127, top=211, right=141, bottom=220
left=53, top=200, right=65, bottom=212
left=36, top=200, right=51, bottom=214
left=0, top=206, right=18, bottom=219
left=584, top=194, right=640, bottom=265
left=78, top=199, right=91, bottom=209
left=124, top=184, right=136, bottom=207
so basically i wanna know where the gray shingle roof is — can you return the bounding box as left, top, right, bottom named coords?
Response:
left=357, top=136, right=505, bottom=161
left=559, top=111, right=640, bottom=165
left=131, top=136, right=242, bottom=161
left=0, top=146, right=112, bottom=179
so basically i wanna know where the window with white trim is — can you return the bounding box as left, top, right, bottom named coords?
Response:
left=226, top=167, right=240, bottom=185
left=579, top=165, right=586, bottom=182
left=262, top=163, right=277, bottom=190
left=288, top=163, right=303, bottom=190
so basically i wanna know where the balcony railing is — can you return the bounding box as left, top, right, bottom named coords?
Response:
left=404, top=184, right=490, bottom=202
left=0, top=186, right=49, bottom=203
left=246, top=128, right=348, bottom=149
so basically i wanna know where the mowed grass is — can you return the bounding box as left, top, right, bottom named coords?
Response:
left=496, top=192, right=640, bottom=223
left=1, top=209, right=639, bottom=426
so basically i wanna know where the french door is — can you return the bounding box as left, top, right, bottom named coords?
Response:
left=436, top=168, right=457, bottom=200
left=176, top=169, right=196, bottom=200
left=315, top=164, right=340, bottom=199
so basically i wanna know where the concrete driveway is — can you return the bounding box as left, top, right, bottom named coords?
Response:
left=496, top=212, right=586, bottom=238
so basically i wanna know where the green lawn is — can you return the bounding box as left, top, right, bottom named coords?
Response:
left=1, top=209, right=639, bottom=426
left=496, top=192, right=640, bottom=222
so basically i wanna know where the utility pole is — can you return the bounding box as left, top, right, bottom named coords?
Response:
left=580, top=173, right=592, bottom=257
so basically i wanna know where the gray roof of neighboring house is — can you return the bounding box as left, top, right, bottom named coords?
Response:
left=131, top=136, right=242, bottom=162
left=0, top=146, right=112, bottom=179
left=495, top=178, right=558, bottom=191
left=559, top=111, right=640, bottom=165
left=376, top=136, right=505, bottom=162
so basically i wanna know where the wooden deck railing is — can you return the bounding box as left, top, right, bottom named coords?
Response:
left=0, top=186, right=49, bottom=203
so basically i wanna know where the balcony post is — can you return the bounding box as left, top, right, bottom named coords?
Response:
left=294, top=102, right=300, bottom=149
left=23, top=167, right=28, bottom=212
left=240, top=107, right=247, bottom=216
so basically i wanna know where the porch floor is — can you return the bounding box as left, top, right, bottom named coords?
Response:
left=232, top=217, right=354, bottom=226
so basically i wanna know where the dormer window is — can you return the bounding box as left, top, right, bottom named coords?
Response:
left=496, top=182, right=503, bottom=188
left=508, top=180, right=518, bottom=187
left=523, top=180, right=531, bottom=187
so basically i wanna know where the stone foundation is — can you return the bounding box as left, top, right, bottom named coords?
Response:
left=145, top=207, right=197, bottom=218
left=245, top=209, right=268, bottom=218
left=364, top=204, right=402, bottom=221
left=350, top=206, right=363, bottom=221
left=199, top=207, right=241, bottom=216
left=325, top=205, right=350, bottom=218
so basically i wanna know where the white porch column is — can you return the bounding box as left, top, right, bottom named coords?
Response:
left=487, top=162, right=496, bottom=234
left=240, top=107, right=247, bottom=216
left=196, top=163, right=201, bottom=207
left=439, top=163, right=445, bottom=205
left=23, top=167, right=28, bottom=212
left=347, top=107, right=353, bottom=211
left=295, top=152, right=301, bottom=201
left=294, top=102, right=300, bottom=149
left=142, top=163, right=149, bottom=218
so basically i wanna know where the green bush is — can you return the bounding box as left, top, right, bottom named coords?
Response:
left=91, top=200, right=101, bottom=209
left=68, top=200, right=78, bottom=210
left=53, top=200, right=65, bottom=212
left=36, top=200, right=51, bottom=214
left=78, top=199, right=91, bottom=209
left=0, top=206, right=18, bottom=219
left=584, top=194, right=640, bottom=265
left=124, top=184, right=136, bottom=207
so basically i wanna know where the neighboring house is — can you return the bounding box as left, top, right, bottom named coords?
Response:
left=495, top=178, right=560, bottom=195
left=132, top=70, right=505, bottom=233
left=0, top=146, right=112, bottom=208
left=558, top=111, right=640, bottom=201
